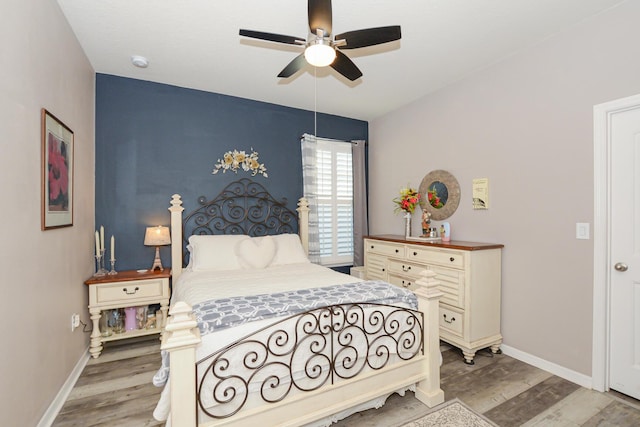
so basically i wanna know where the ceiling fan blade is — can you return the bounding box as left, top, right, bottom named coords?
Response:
left=330, top=50, right=362, bottom=81
left=308, top=0, right=332, bottom=36
left=239, top=29, right=305, bottom=45
left=278, top=53, right=307, bottom=78
left=335, top=25, right=401, bottom=49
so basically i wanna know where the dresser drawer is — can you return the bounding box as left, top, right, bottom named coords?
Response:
left=431, top=266, right=465, bottom=309
left=439, top=304, right=464, bottom=337
left=365, top=253, right=387, bottom=280
left=387, top=259, right=428, bottom=278
left=95, top=279, right=165, bottom=305
left=407, top=247, right=465, bottom=269
left=388, top=274, right=417, bottom=290
left=365, top=240, right=405, bottom=258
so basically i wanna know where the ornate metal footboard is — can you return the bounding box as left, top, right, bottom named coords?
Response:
left=162, top=272, right=443, bottom=427
left=196, top=303, right=423, bottom=422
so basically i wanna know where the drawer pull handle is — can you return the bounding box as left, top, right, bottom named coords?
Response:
left=371, top=245, right=375, bottom=249
left=413, top=251, right=418, bottom=256
left=381, top=268, right=385, bottom=272
left=402, top=265, right=411, bottom=272
left=395, top=249, right=399, bottom=253
left=443, top=314, right=456, bottom=324
left=402, top=280, right=411, bottom=288
left=123, top=287, right=140, bottom=295
left=450, top=257, right=455, bottom=262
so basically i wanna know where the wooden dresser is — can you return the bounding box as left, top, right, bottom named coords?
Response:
left=364, top=235, right=503, bottom=364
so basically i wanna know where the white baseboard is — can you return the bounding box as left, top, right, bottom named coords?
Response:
left=37, top=348, right=90, bottom=427
left=501, top=344, right=592, bottom=389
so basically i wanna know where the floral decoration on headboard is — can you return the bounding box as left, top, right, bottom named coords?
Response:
left=212, top=148, right=268, bottom=177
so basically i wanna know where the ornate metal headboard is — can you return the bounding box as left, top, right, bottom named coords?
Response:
left=169, top=179, right=309, bottom=282
left=181, top=178, right=298, bottom=262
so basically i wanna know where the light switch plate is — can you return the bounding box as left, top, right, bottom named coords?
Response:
left=576, top=223, right=590, bottom=240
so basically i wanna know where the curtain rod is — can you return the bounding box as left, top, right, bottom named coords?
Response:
left=300, top=134, right=367, bottom=145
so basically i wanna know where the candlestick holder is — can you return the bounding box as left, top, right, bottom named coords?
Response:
left=108, top=259, right=117, bottom=275
left=94, top=250, right=108, bottom=277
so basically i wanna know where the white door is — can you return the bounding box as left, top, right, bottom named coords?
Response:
left=609, top=104, right=640, bottom=399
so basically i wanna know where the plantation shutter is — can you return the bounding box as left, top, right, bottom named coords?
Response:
left=315, top=139, right=354, bottom=266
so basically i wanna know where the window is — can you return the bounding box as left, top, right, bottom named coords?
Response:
left=313, top=139, right=354, bottom=266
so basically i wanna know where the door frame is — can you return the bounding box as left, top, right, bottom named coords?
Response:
left=592, top=92, right=640, bottom=392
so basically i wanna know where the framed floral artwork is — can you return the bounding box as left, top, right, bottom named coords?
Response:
left=41, top=109, right=74, bottom=230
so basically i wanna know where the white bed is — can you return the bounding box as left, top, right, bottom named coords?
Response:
left=157, top=179, right=444, bottom=426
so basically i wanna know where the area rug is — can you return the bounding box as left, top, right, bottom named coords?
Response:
left=400, top=398, right=498, bottom=427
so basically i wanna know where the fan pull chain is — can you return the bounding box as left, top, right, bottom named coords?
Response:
left=314, top=66, right=317, bottom=138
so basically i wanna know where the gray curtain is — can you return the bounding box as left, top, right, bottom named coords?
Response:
left=300, top=134, right=321, bottom=263
left=352, top=140, right=368, bottom=266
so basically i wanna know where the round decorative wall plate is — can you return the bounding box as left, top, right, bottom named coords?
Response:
left=418, top=170, right=461, bottom=221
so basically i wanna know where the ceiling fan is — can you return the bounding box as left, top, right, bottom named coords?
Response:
left=239, top=0, right=401, bottom=81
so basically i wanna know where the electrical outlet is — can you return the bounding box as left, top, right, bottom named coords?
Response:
left=71, top=314, right=80, bottom=332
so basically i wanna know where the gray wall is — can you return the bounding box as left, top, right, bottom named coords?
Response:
left=0, top=1, right=95, bottom=425
left=369, top=0, right=640, bottom=376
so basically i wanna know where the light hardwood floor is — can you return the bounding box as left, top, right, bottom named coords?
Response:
left=53, top=337, right=640, bottom=426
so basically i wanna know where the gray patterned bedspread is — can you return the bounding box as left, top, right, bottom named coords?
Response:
left=193, top=280, right=417, bottom=337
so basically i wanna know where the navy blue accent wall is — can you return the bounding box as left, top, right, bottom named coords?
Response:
left=96, top=74, right=368, bottom=271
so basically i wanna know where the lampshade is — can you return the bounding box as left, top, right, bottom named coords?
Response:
left=304, top=42, right=336, bottom=67
left=144, top=226, right=171, bottom=246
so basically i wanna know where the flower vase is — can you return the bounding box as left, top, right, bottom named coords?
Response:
left=404, top=212, right=412, bottom=238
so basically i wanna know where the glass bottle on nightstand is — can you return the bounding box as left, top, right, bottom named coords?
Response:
left=109, top=308, right=125, bottom=334
left=99, top=310, right=112, bottom=337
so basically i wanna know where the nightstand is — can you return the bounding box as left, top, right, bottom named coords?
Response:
left=85, top=269, right=171, bottom=358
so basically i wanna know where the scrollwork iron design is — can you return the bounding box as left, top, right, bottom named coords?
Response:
left=182, top=178, right=298, bottom=265
left=196, top=303, right=423, bottom=421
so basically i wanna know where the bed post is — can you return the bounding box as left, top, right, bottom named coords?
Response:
left=297, top=197, right=310, bottom=255
left=413, top=270, right=445, bottom=407
left=162, top=302, right=201, bottom=427
left=169, top=194, right=184, bottom=283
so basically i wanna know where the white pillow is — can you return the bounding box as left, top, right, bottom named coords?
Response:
left=271, top=234, right=310, bottom=265
left=188, top=235, right=249, bottom=271
left=235, top=236, right=277, bottom=269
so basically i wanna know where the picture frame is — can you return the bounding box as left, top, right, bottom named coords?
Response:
left=41, top=109, right=74, bottom=230
left=418, top=169, right=461, bottom=221
left=472, top=177, right=489, bottom=210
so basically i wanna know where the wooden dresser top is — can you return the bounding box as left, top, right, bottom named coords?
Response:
left=365, top=235, right=504, bottom=251
left=85, top=269, right=171, bottom=285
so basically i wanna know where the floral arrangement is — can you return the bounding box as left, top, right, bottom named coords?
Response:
left=427, top=187, right=443, bottom=208
left=212, top=148, right=268, bottom=177
left=393, top=186, right=421, bottom=214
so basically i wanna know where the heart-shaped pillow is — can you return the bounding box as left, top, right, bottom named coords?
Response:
left=235, top=236, right=277, bottom=269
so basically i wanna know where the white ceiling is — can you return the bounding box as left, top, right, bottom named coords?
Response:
left=57, top=0, right=626, bottom=121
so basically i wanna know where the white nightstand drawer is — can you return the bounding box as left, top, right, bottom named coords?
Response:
left=95, top=279, right=165, bottom=304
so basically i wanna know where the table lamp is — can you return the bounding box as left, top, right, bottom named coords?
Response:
left=144, top=226, right=171, bottom=271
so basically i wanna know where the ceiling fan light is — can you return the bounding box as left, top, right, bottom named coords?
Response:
left=304, top=43, right=336, bottom=67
